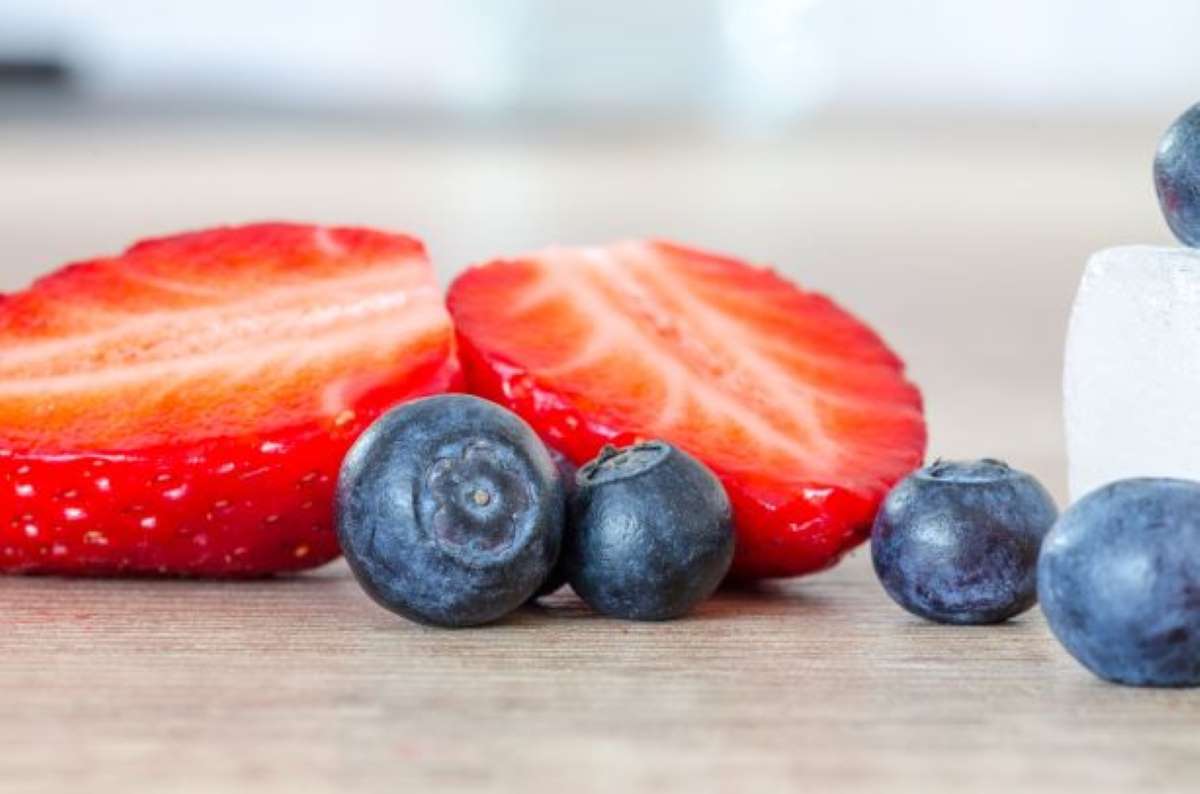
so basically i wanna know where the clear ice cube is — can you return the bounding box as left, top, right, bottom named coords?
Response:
left=1064, top=245, right=1200, bottom=501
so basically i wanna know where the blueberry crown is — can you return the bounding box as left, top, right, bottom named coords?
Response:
left=920, top=457, right=1016, bottom=484
left=578, top=441, right=671, bottom=485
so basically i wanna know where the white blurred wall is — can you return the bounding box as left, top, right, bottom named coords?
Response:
left=2, top=0, right=1198, bottom=120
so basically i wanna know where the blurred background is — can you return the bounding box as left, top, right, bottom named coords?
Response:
left=5, top=0, right=1200, bottom=120
left=1, top=0, right=1195, bottom=498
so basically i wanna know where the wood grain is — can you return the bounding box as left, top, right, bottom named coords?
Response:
left=0, top=117, right=1196, bottom=793
left=2, top=558, right=1197, bottom=794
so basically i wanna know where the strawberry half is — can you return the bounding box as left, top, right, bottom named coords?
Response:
left=0, top=223, right=460, bottom=576
left=447, top=241, right=925, bottom=579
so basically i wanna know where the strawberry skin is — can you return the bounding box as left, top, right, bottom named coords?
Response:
left=0, top=223, right=460, bottom=576
left=447, top=241, right=926, bottom=579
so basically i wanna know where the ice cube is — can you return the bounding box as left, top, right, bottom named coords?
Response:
left=1064, top=245, right=1200, bottom=501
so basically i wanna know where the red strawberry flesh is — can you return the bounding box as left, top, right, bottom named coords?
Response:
left=0, top=223, right=460, bottom=576
left=448, top=240, right=925, bottom=578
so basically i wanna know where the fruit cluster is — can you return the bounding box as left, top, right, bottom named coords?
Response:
left=337, top=394, right=734, bottom=626
left=869, top=459, right=1200, bottom=689
left=873, top=105, right=1200, bottom=689
left=0, top=144, right=1195, bottom=684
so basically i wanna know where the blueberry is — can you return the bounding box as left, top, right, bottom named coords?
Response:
left=336, top=394, right=564, bottom=627
left=1039, top=478, right=1200, bottom=687
left=871, top=459, right=1058, bottom=625
left=563, top=441, right=734, bottom=621
left=1154, top=102, right=1200, bottom=246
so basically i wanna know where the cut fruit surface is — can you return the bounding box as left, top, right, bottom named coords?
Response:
left=0, top=223, right=460, bottom=576
left=448, top=240, right=925, bottom=578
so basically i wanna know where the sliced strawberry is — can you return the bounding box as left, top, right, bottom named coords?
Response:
left=0, top=223, right=460, bottom=576
left=447, top=241, right=925, bottom=579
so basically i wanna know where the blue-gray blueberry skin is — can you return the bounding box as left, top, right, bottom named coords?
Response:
left=1155, top=102, right=1200, bottom=246
left=871, top=459, right=1058, bottom=625
left=563, top=441, right=734, bottom=621
left=528, top=447, right=576, bottom=600
left=1038, top=478, right=1200, bottom=687
left=335, top=394, right=564, bottom=628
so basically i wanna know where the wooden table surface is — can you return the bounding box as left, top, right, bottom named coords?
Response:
left=0, top=115, right=1195, bottom=793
